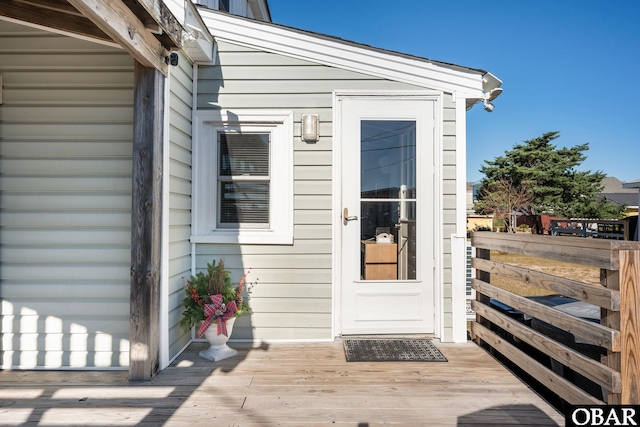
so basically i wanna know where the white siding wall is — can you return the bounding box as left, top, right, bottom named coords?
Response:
left=167, top=53, right=194, bottom=357
left=0, top=21, right=133, bottom=368
left=196, top=41, right=458, bottom=340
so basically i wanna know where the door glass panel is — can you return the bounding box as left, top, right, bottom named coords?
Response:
left=360, top=120, right=417, bottom=280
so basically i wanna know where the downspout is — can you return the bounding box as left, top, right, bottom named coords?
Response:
left=159, top=56, right=172, bottom=370
left=190, top=60, right=201, bottom=342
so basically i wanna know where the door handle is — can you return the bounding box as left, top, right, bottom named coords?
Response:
left=343, top=208, right=358, bottom=225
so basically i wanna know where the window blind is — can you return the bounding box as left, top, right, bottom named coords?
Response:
left=219, top=133, right=269, bottom=176
left=218, top=132, right=270, bottom=226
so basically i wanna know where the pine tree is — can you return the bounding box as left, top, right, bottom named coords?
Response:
left=475, top=131, right=625, bottom=233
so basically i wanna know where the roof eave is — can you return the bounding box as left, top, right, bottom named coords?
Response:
left=198, top=9, right=493, bottom=99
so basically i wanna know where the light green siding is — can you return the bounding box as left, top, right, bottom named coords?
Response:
left=196, top=41, right=459, bottom=340
left=167, top=53, right=194, bottom=358
left=0, top=21, right=133, bottom=368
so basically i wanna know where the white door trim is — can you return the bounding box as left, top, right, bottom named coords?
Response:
left=331, top=90, right=444, bottom=337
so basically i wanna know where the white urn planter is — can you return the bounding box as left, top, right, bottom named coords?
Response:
left=199, top=317, right=238, bottom=362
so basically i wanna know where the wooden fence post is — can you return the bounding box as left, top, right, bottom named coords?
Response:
left=603, top=249, right=640, bottom=404
left=619, top=250, right=640, bottom=404
left=601, top=267, right=621, bottom=404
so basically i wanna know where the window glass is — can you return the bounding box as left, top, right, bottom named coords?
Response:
left=361, top=120, right=416, bottom=199
left=218, top=132, right=270, bottom=227
left=219, top=133, right=269, bottom=176
left=219, top=182, right=270, bottom=225
left=360, top=120, right=417, bottom=280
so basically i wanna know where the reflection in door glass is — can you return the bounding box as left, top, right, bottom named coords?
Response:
left=360, top=121, right=417, bottom=280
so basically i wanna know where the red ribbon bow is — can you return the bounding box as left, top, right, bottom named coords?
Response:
left=198, top=294, right=238, bottom=338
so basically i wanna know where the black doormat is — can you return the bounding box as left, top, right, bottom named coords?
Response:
left=343, top=339, right=448, bottom=362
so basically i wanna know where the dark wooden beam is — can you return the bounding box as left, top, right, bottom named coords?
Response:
left=129, top=61, right=164, bottom=381
left=1, top=0, right=113, bottom=44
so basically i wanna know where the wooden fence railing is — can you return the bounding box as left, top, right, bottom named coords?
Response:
left=470, top=232, right=640, bottom=405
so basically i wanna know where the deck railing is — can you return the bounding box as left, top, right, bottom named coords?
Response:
left=470, top=232, right=640, bottom=405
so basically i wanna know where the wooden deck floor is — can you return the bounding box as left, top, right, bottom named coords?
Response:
left=0, top=340, right=564, bottom=426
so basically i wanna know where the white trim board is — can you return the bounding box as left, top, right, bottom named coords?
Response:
left=197, top=9, right=487, bottom=100
left=450, top=95, right=469, bottom=343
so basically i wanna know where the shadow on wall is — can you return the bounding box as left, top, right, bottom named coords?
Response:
left=2, top=301, right=129, bottom=369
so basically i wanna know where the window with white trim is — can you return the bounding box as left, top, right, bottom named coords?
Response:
left=192, top=111, right=294, bottom=244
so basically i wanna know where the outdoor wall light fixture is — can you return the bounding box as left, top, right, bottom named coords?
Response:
left=301, top=114, right=319, bottom=142
left=481, top=87, right=502, bottom=113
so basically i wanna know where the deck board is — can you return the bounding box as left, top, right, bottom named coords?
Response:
left=0, top=341, right=564, bottom=426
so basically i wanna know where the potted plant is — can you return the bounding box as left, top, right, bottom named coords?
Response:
left=180, top=259, right=252, bottom=361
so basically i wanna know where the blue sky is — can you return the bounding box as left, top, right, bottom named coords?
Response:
left=268, top=0, right=640, bottom=183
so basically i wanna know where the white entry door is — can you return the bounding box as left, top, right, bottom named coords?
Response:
left=339, top=96, right=436, bottom=335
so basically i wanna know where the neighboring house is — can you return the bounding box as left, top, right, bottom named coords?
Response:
left=466, top=181, right=492, bottom=232
left=599, top=176, right=639, bottom=217
left=0, top=0, right=502, bottom=377
left=623, top=179, right=640, bottom=241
